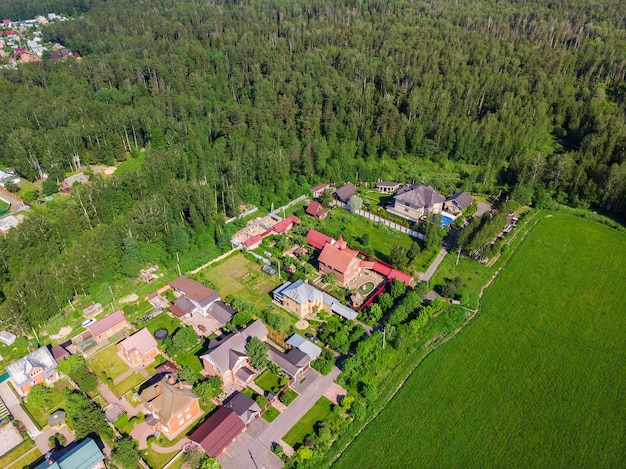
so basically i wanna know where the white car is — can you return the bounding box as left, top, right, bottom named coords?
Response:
left=82, top=318, right=96, bottom=328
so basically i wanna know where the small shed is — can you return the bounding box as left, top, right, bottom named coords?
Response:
left=0, top=330, right=16, bottom=346
left=48, top=410, right=66, bottom=427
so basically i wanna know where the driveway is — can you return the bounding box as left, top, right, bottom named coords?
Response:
left=220, top=366, right=342, bottom=469
left=34, top=424, right=74, bottom=454
left=183, top=314, right=221, bottom=337
left=0, top=382, right=41, bottom=438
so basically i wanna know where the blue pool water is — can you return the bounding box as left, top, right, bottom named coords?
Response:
left=441, top=214, right=455, bottom=227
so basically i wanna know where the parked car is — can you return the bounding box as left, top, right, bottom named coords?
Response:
left=82, top=318, right=96, bottom=328
left=305, top=332, right=319, bottom=343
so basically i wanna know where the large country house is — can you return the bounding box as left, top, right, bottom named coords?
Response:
left=386, top=184, right=445, bottom=222
left=6, top=346, right=59, bottom=395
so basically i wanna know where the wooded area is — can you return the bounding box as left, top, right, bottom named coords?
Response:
left=0, top=0, right=625, bottom=330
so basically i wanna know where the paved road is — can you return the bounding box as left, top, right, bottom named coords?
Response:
left=220, top=366, right=342, bottom=469
left=420, top=248, right=448, bottom=282
left=0, top=382, right=41, bottom=438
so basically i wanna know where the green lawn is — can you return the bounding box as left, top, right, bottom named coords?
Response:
left=7, top=446, right=41, bottom=469
left=144, top=314, right=181, bottom=337
left=199, top=252, right=281, bottom=310
left=87, top=345, right=129, bottom=379
left=335, top=214, right=626, bottom=468
left=262, top=406, right=281, bottom=423
left=283, top=397, right=333, bottom=447
left=111, top=373, right=146, bottom=397
left=308, top=209, right=414, bottom=262
left=279, top=388, right=298, bottom=406
left=0, top=198, right=9, bottom=213
left=22, top=380, right=70, bottom=428
left=0, top=438, right=35, bottom=468
left=142, top=448, right=178, bottom=469
left=255, top=370, right=281, bottom=393
left=171, top=342, right=205, bottom=372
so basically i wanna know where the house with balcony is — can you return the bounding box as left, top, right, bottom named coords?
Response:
left=386, top=184, right=445, bottom=222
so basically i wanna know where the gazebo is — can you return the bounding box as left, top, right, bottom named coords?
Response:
left=48, top=410, right=66, bottom=427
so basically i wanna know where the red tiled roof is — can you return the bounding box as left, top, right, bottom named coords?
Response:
left=368, top=260, right=413, bottom=285
left=305, top=201, right=328, bottom=218
left=169, top=304, right=185, bottom=317
left=272, top=218, right=293, bottom=234
left=190, top=407, right=245, bottom=457
left=243, top=229, right=271, bottom=248
left=306, top=229, right=333, bottom=250
left=287, top=215, right=300, bottom=224
left=318, top=242, right=358, bottom=274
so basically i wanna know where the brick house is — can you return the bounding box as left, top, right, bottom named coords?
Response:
left=318, top=235, right=361, bottom=285
left=140, top=374, right=202, bottom=437
left=87, top=310, right=129, bottom=343
left=117, top=328, right=160, bottom=366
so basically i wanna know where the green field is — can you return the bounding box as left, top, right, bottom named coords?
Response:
left=335, top=214, right=626, bottom=468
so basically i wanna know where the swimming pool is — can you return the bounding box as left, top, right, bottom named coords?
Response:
left=441, top=214, right=455, bottom=227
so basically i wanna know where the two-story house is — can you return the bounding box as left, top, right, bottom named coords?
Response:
left=200, top=320, right=268, bottom=387
left=117, top=328, right=160, bottom=366
left=6, top=346, right=59, bottom=395
left=140, top=374, right=202, bottom=438
left=386, top=184, right=445, bottom=222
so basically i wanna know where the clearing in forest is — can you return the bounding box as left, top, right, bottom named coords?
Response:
left=335, top=214, right=626, bottom=468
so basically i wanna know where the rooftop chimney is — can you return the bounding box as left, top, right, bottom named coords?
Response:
left=154, top=384, right=161, bottom=395
left=167, top=374, right=175, bottom=385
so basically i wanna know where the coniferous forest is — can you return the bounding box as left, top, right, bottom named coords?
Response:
left=0, top=0, right=625, bottom=330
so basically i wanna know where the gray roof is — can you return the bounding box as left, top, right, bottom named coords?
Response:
left=63, top=172, right=89, bottom=186
left=0, top=330, right=16, bottom=345
left=322, top=293, right=358, bottom=320
left=286, top=334, right=322, bottom=360
left=208, top=301, right=236, bottom=325
left=201, top=320, right=268, bottom=374
left=394, top=184, right=445, bottom=208
left=267, top=344, right=310, bottom=377
left=224, top=391, right=261, bottom=425
left=376, top=181, right=401, bottom=188
left=281, top=280, right=323, bottom=305
left=446, top=191, right=474, bottom=210
left=6, top=346, right=57, bottom=388
left=173, top=297, right=195, bottom=315
left=334, top=183, right=357, bottom=203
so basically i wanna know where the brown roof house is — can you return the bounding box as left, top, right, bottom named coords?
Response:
left=140, top=373, right=202, bottom=438
left=334, top=183, right=357, bottom=203
left=117, top=328, right=160, bottom=366
left=305, top=200, right=328, bottom=220
left=318, top=235, right=361, bottom=285
left=387, top=184, right=445, bottom=222
left=310, top=183, right=330, bottom=198
left=199, top=320, right=268, bottom=387
left=6, top=346, right=59, bottom=396
left=190, top=407, right=245, bottom=457
left=87, top=310, right=129, bottom=343
left=375, top=181, right=402, bottom=193
left=223, top=391, right=262, bottom=425
left=444, top=191, right=474, bottom=214
left=168, top=276, right=233, bottom=324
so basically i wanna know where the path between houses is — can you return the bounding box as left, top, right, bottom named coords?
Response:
left=220, top=367, right=342, bottom=469
left=420, top=248, right=448, bottom=282
left=0, top=382, right=41, bottom=438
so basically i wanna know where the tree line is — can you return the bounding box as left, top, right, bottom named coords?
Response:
left=0, top=0, right=625, bottom=330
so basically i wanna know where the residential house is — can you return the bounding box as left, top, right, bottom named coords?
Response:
left=334, top=183, right=356, bottom=203
left=117, top=328, right=159, bottom=366
left=306, top=229, right=333, bottom=250
left=267, top=344, right=311, bottom=378
left=305, top=200, right=328, bottom=220
left=189, top=407, right=245, bottom=457
left=273, top=281, right=358, bottom=320
left=140, top=374, right=202, bottom=437
left=0, top=168, right=20, bottom=186
left=375, top=181, right=402, bottom=193
left=445, top=191, right=474, bottom=214
left=310, top=183, right=330, bottom=198
left=50, top=344, right=70, bottom=362
left=32, top=437, right=105, bottom=469
left=272, top=280, right=324, bottom=319
left=169, top=276, right=221, bottom=318
left=223, top=391, right=261, bottom=425
left=87, top=310, right=129, bottom=343
left=286, top=334, right=322, bottom=360
left=199, top=320, right=268, bottom=387
left=271, top=215, right=300, bottom=234
left=318, top=235, right=361, bottom=285
left=6, top=346, right=59, bottom=395
left=386, top=184, right=445, bottom=222
left=60, top=172, right=89, bottom=194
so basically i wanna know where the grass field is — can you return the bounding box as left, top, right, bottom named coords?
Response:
left=335, top=214, right=626, bottom=468
left=199, top=252, right=281, bottom=309
left=283, top=397, right=333, bottom=448
left=87, top=345, right=129, bottom=380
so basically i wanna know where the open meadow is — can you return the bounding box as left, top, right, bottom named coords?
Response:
left=335, top=214, right=626, bottom=468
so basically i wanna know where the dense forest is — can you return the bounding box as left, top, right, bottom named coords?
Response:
left=0, top=0, right=625, bottom=330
